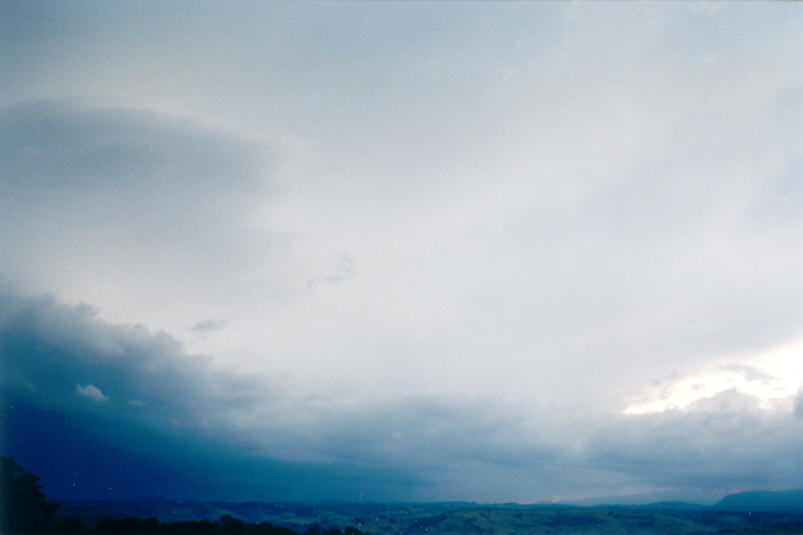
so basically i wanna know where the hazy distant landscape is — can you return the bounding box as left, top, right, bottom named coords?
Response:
left=5, top=454, right=803, bottom=535
left=54, top=492, right=803, bottom=535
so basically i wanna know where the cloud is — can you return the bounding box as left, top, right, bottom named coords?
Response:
left=0, top=99, right=282, bottom=339
left=723, top=364, right=778, bottom=383
left=590, top=390, right=803, bottom=497
left=2, top=3, right=803, bottom=504
left=305, top=253, right=356, bottom=291
left=0, top=292, right=803, bottom=501
left=75, top=383, right=108, bottom=402
left=190, top=319, right=226, bottom=333
left=3, top=286, right=802, bottom=503
left=0, top=287, right=273, bottom=440
left=0, top=286, right=437, bottom=500
left=323, top=254, right=355, bottom=284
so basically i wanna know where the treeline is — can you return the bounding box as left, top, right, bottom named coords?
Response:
left=9, top=513, right=364, bottom=535
left=1, top=457, right=363, bottom=535
left=60, top=515, right=363, bottom=535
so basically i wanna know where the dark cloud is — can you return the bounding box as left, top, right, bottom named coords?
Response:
left=0, top=287, right=424, bottom=501
left=0, top=289, right=267, bottom=435
left=0, top=287, right=566, bottom=500
left=1, top=400, right=420, bottom=502
left=587, top=391, right=803, bottom=496
left=1, top=285, right=801, bottom=503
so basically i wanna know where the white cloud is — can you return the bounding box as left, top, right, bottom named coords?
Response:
left=76, top=383, right=109, bottom=403
left=624, top=339, right=803, bottom=415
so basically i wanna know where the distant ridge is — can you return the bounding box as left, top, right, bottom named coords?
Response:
left=590, top=501, right=708, bottom=511
left=58, top=497, right=803, bottom=535
left=715, top=490, right=803, bottom=512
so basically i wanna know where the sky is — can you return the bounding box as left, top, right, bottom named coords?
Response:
left=1, top=1, right=802, bottom=504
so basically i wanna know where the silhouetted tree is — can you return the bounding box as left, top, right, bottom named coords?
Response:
left=220, top=514, right=244, bottom=534
left=1, top=456, right=60, bottom=534
left=57, top=516, right=87, bottom=533
left=95, top=517, right=161, bottom=534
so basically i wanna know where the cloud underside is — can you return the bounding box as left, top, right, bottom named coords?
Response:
left=1, top=289, right=801, bottom=502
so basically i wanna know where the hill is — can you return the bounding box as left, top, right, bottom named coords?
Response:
left=715, top=490, right=803, bottom=513
left=58, top=499, right=803, bottom=535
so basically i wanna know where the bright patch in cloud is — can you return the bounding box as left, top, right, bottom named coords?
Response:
left=76, top=383, right=109, bottom=403
left=623, top=339, right=803, bottom=415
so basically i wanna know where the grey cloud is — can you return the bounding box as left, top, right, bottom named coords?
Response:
left=1, top=100, right=267, bottom=210
left=723, top=364, right=778, bottom=383
left=304, top=400, right=595, bottom=502
left=191, top=319, right=226, bottom=333
left=324, top=254, right=355, bottom=284
left=309, top=396, right=551, bottom=468
left=306, top=253, right=356, bottom=290
left=0, top=99, right=289, bottom=330
left=587, top=390, right=803, bottom=495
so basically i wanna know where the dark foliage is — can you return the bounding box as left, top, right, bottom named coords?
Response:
left=1, top=456, right=61, bottom=534
left=1, top=457, right=365, bottom=535
left=90, top=516, right=363, bottom=535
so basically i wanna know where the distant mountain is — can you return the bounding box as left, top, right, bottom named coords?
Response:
left=715, top=490, right=803, bottom=512
left=591, top=501, right=709, bottom=511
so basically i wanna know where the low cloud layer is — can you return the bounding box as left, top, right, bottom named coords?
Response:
left=1, top=288, right=800, bottom=502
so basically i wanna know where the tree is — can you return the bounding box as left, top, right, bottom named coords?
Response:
left=1, top=456, right=60, bottom=534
